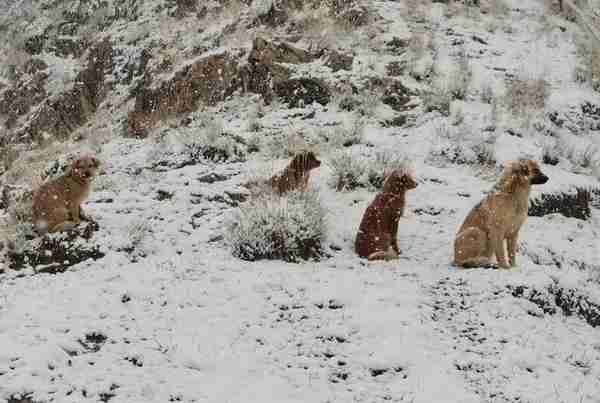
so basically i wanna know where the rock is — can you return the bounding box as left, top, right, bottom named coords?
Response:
left=274, top=78, right=331, bottom=108
left=386, top=37, right=409, bottom=55
left=128, top=37, right=320, bottom=135
left=127, top=50, right=242, bottom=137
left=471, top=34, right=488, bottom=45
left=11, top=39, right=113, bottom=144
left=242, top=37, right=318, bottom=104
left=322, top=49, right=353, bottom=72
left=197, top=172, right=230, bottom=184
left=169, top=0, right=197, bottom=18
left=24, top=34, right=47, bottom=55
left=382, top=115, right=409, bottom=127
left=381, top=80, right=413, bottom=112
left=250, top=36, right=313, bottom=65
left=224, top=190, right=248, bottom=204
left=7, top=221, right=104, bottom=273
left=0, top=71, right=48, bottom=129
left=154, top=190, right=174, bottom=201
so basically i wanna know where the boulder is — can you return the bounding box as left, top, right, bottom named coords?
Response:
left=274, top=78, right=331, bottom=108
left=127, top=51, right=242, bottom=137
left=322, top=49, right=354, bottom=72
left=13, top=39, right=114, bottom=143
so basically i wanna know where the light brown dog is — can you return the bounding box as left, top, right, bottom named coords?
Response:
left=268, top=151, right=321, bottom=195
left=32, top=155, right=101, bottom=233
left=453, top=159, right=548, bottom=269
left=355, top=169, right=418, bottom=261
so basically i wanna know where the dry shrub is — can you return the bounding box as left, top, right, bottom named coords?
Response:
left=429, top=123, right=497, bottom=167
left=320, top=116, right=365, bottom=148
left=448, top=47, right=472, bottom=100
left=6, top=222, right=104, bottom=273
left=575, top=38, right=600, bottom=92
left=505, top=76, right=550, bottom=115
left=262, top=130, right=312, bottom=159
left=226, top=188, right=327, bottom=262
left=480, top=82, right=494, bottom=104
left=529, top=187, right=592, bottom=220
left=328, top=150, right=409, bottom=191
left=423, top=82, right=452, bottom=116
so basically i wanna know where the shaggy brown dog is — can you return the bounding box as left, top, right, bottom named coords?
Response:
left=268, top=151, right=321, bottom=195
left=355, top=169, right=418, bottom=261
left=453, top=159, right=548, bottom=269
left=32, top=155, right=101, bottom=233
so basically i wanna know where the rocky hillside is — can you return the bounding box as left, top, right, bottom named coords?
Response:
left=0, top=0, right=600, bottom=402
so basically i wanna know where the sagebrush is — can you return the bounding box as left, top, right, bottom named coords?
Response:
left=226, top=189, right=327, bottom=262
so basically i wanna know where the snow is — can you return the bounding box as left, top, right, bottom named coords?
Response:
left=1, top=0, right=600, bottom=402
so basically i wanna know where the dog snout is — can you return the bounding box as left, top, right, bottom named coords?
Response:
left=532, top=173, right=548, bottom=184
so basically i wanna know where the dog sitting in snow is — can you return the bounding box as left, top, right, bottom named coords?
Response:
left=267, top=150, right=322, bottom=195
left=355, top=168, right=418, bottom=261
left=243, top=151, right=321, bottom=196
left=453, top=158, right=548, bottom=269
left=32, top=155, right=101, bottom=234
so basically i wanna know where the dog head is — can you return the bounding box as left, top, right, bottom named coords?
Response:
left=498, top=159, right=548, bottom=193
left=292, top=151, right=321, bottom=172
left=519, top=159, right=549, bottom=185
left=383, top=169, right=418, bottom=194
left=71, top=155, right=101, bottom=182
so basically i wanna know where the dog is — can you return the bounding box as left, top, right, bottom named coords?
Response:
left=267, top=151, right=321, bottom=195
left=32, top=155, right=101, bottom=234
left=453, top=159, right=548, bottom=269
left=355, top=168, right=418, bottom=261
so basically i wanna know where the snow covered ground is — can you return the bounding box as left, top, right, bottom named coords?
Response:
left=1, top=0, right=599, bottom=402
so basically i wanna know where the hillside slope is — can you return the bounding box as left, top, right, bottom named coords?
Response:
left=1, top=0, right=600, bottom=402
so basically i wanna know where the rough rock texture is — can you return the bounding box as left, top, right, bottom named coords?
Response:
left=321, top=49, right=354, bottom=72
left=0, top=71, right=48, bottom=130
left=10, top=39, right=114, bottom=144
left=274, top=78, right=331, bottom=108
left=127, top=51, right=242, bottom=137
left=128, top=37, right=323, bottom=136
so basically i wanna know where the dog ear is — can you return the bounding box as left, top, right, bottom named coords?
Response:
left=518, top=161, right=530, bottom=176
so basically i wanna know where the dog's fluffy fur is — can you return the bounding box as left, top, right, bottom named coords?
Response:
left=355, top=169, right=418, bottom=261
left=267, top=151, right=321, bottom=195
left=453, top=159, right=548, bottom=269
left=32, top=155, right=101, bottom=233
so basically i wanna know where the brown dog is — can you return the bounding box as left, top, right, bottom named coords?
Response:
left=453, top=159, right=548, bottom=269
left=32, top=155, right=101, bottom=233
left=268, top=151, right=321, bottom=195
left=355, top=169, right=418, bottom=261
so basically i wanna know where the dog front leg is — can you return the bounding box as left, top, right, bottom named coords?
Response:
left=390, top=219, right=400, bottom=254
left=490, top=234, right=510, bottom=269
left=70, top=204, right=81, bottom=225
left=507, top=233, right=519, bottom=267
